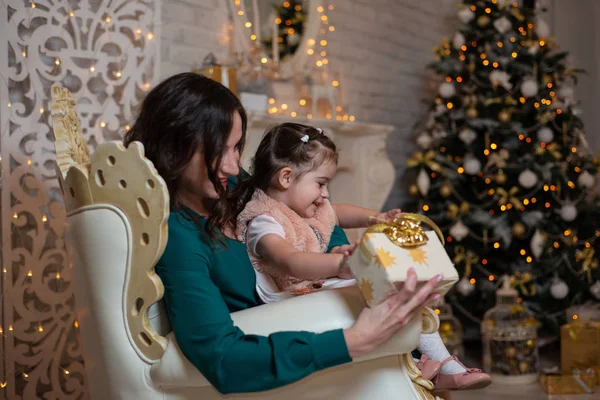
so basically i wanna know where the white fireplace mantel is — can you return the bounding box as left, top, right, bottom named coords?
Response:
left=242, top=113, right=396, bottom=241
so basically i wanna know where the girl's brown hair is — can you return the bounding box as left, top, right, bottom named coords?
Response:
left=211, top=122, right=338, bottom=233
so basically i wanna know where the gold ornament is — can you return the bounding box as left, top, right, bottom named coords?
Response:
left=496, top=171, right=507, bottom=184
left=467, top=107, right=478, bottom=119
left=440, top=183, right=452, bottom=198
left=505, top=346, right=517, bottom=358
left=519, top=361, right=530, bottom=374
left=406, top=150, right=442, bottom=171
left=409, top=184, right=419, bottom=196
left=512, top=222, right=526, bottom=238
left=477, top=15, right=490, bottom=27
left=527, top=339, right=536, bottom=348
left=498, top=109, right=511, bottom=123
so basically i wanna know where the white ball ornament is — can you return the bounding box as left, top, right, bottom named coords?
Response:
left=416, top=133, right=433, bottom=149
left=550, top=277, right=569, bottom=300
left=535, top=18, right=551, bottom=38
left=560, top=204, right=578, bottom=222
left=456, top=276, right=475, bottom=296
left=577, top=170, right=595, bottom=188
left=450, top=221, right=469, bottom=241
left=439, top=82, right=456, bottom=98
left=518, top=169, right=538, bottom=189
left=537, top=126, right=554, bottom=143
left=590, top=281, right=600, bottom=300
left=417, top=169, right=431, bottom=196
left=463, top=155, right=481, bottom=175
left=459, top=128, right=477, bottom=145
left=458, top=8, right=475, bottom=24
left=521, top=78, right=539, bottom=98
left=453, top=32, right=466, bottom=49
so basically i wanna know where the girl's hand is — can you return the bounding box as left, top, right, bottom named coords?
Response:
left=330, top=240, right=360, bottom=279
left=374, top=208, right=403, bottom=223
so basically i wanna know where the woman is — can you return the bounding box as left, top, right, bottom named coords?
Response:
left=123, top=73, right=443, bottom=394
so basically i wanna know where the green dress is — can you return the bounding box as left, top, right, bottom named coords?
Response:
left=156, top=205, right=352, bottom=394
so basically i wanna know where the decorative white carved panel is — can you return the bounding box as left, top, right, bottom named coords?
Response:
left=0, top=0, right=160, bottom=398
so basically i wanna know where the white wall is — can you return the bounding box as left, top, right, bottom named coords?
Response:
left=548, top=0, right=600, bottom=151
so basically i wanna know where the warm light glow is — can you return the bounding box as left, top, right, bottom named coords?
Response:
left=485, top=7, right=491, bottom=13
left=494, top=242, right=500, bottom=249
left=483, top=60, right=489, bottom=66
left=321, top=51, right=327, bottom=57
left=320, top=40, right=327, bottom=46
left=326, top=113, right=332, bottom=119
left=261, top=57, right=268, bottom=64
left=434, top=308, right=441, bottom=315
left=317, top=6, right=324, bottom=12
left=349, top=115, right=356, bottom=121
left=531, top=197, right=537, bottom=203
left=457, top=167, right=464, bottom=174
left=307, top=49, right=314, bottom=55
left=320, top=15, right=328, bottom=21
left=329, top=26, right=335, bottom=32
left=245, top=22, right=252, bottom=28
left=571, top=147, right=577, bottom=153
left=27, top=270, right=33, bottom=277
left=74, top=321, right=79, bottom=328
left=69, top=11, right=74, bottom=17
left=518, top=134, right=525, bottom=140
left=456, top=77, right=463, bottom=83
left=237, top=10, right=244, bottom=15
left=447, top=102, right=453, bottom=109
left=125, top=125, right=131, bottom=131
left=13, top=212, right=17, bottom=219
left=423, top=204, right=429, bottom=211
left=490, top=143, right=497, bottom=149
left=526, top=137, right=532, bottom=143
left=469, top=278, right=476, bottom=284
left=545, top=202, right=551, bottom=208
left=488, top=189, right=494, bottom=195
left=64, top=370, right=70, bottom=375
left=526, top=256, right=532, bottom=263
left=290, top=112, right=297, bottom=117
left=136, top=28, right=142, bottom=34
left=42, top=215, right=47, bottom=222
left=147, top=32, right=154, bottom=40
left=568, top=181, right=575, bottom=189
left=484, top=149, right=490, bottom=156
left=332, top=80, right=339, bottom=87
left=307, top=113, right=313, bottom=119
left=56, top=272, right=60, bottom=279
left=250, top=34, right=257, bottom=40
left=38, top=325, right=43, bottom=332
left=105, top=16, right=111, bottom=23
left=564, top=229, right=571, bottom=236
left=100, top=121, right=106, bottom=128
left=482, top=259, right=488, bottom=265
left=27, top=159, right=32, bottom=165
left=329, top=4, right=334, bottom=10
left=557, top=109, right=563, bottom=114
left=523, top=199, right=529, bottom=205
left=90, top=66, right=95, bottom=72
left=520, top=249, right=526, bottom=256
left=539, top=40, right=546, bottom=46
left=500, top=205, right=507, bottom=211
left=275, top=17, right=282, bottom=24
left=511, top=52, right=517, bottom=58
left=461, top=45, right=467, bottom=51
left=116, top=71, right=121, bottom=77
left=489, top=275, right=495, bottom=281
left=485, top=178, right=491, bottom=184
left=281, top=104, right=288, bottom=110
left=492, top=62, right=499, bottom=68
left=55, top=58, right=60, bottom=66
left=497, top=41, right=503, bottom=48
left=480, top=53, right=486, bottom=60
left=299, top=99, right=306, bottom=106
left=316, top=60, right=323, bottom=67
left=31, top=2, right=35, bottom=8
left=446, top=76, right=452, bottom=82
left=283, top=1, right=290, bottom=7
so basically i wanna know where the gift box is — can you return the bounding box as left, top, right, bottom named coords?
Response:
left=540, top=368, right=597, bottom=394
left=348, top=213, right=459, bottom=307
left=193, top=53, right=238, bottom=96
left=560, top=319, right=600, bottom=374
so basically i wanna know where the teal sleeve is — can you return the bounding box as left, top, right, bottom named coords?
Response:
left=157, top=243, right=351, bottom=394
left=327, top=225, right=350, bottom=252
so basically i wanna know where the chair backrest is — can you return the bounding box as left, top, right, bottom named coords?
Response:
left=50, top=85, right=171, bottom=396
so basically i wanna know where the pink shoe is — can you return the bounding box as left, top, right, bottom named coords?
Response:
left=432, top=355, right=492, bottom=391
left=415, top=355, right=442, bottom=381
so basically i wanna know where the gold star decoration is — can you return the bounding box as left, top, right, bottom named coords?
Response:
left=358, top=278, right=374, bottom=303
left=375, top=248, right=396, bottom=269
left=408, top=248, right=428, bottom=265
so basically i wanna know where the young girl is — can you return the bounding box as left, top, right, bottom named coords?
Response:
left=223, top=122, right=491, bottom=391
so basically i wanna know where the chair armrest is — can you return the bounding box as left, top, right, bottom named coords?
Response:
left=151, top=286, right=434, bottom=388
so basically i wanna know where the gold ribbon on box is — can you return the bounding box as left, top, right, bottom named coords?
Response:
left=193, top=53, right=238, bottom=96
left=453, top=246, right=479, bottom=277
left=406, top=150, right=442, bottom=172
left=565, top=319, right=600, bottom=341
left=366, top=213, right=445, bottom=248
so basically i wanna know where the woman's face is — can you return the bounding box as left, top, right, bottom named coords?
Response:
left=180, top=112, right=243, bottom=203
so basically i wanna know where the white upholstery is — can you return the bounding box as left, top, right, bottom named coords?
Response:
left=67, top=203, right=438, bottom=400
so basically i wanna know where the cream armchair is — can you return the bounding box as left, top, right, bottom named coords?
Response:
left=50, top=85, right=441, bottom=400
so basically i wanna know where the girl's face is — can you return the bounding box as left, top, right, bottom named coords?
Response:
left=179, top=112, right=243, bottom=205
left=285, top=160, right=337, bottom=218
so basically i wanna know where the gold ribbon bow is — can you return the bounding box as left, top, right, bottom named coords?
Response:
left=566, top=319, right=600, bottom=341
left=485, top=148, right=510, bottom=170
left=577, top=248, right=598, bottom=283
left=537, top=110, right=556, bottom=124
left=453, top=246, right=479, bottom=277
left=367, top=213, right=444, bottom=248
left=535, top=142, right=562, bottom=159
left=406, top=150, right=441, bottom=172
left=447, top=202, right=470, bottom=219
left=510, top=272, right=536, bottom=296
left=496, top=187, right=522, bottom=208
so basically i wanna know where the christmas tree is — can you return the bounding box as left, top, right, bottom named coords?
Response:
left=262, top=0, right=306, bottom=61
left=404, top=0, right=600, bottom=338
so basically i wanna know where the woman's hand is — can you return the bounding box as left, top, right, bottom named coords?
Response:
left=330, top=240, right=360, bottom=279
left=343, top=268, right=442, bottom=358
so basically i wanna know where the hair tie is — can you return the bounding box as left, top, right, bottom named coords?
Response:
left=301, top=134, right=309, bottom=143
left=316, top=128, right=323, bottom=134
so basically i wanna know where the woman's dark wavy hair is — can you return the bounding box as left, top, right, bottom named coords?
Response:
left=213, top=123, right=338, bottom=232
left=123, top=72, right=247, bottom=241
